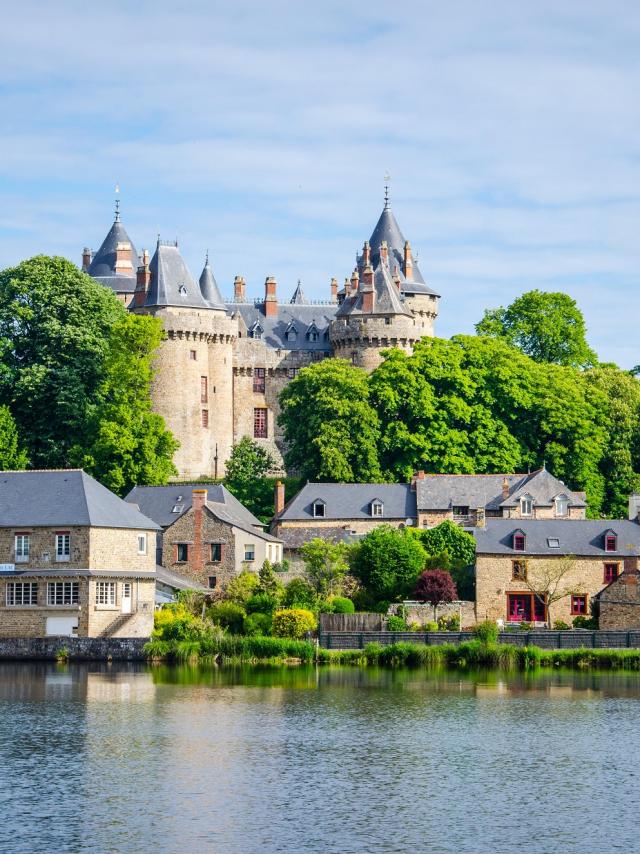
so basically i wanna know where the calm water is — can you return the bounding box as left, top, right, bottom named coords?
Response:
left=0, top=663, right=638, bottom=854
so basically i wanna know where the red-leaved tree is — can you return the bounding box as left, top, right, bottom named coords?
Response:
left=413, top=569, right=458, bottom=608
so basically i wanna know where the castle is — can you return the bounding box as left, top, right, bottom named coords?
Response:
left=82, top=196, right=440, bottom=479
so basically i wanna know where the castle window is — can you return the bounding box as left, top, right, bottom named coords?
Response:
left=253, top=368, right=266, bottom=394
left=176, top=543, right=189, bottom=562
left=520, top=496, right=533, bottom=516
left=604, top=532, right=617, bottom=552
left=201, top=376, right=208, bottom=403
left=554, top=495, right=568, bottom=517
left=604, top=563, right=620, bottom=583
left=47, top=582, right=79, bottom=606
left=385, top=317, right=391, bottom=325
left=202, top=409, right=209, bottom=428
left=208, top=576, right=217, bottom=589
left=286, top=328, right=297, bottom=342
left=178, top=285, right=187, bottom=295
left=313, top=500, right=326, bottom=518
left=137, top=534, right=147, bottom=555
left=189, top=350, right=197, bottom=360
left=254, top=408, right=268, bottom=438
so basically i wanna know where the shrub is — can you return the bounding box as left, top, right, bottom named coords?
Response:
left=272, top=608, right=317, bottom=639
left=473, top=620, right=499, bottom=645
left=246, top=593, right=278, bottom=615
left=258, top=560, right=284, bottom=599
left=573, top=615, right=598, bottom=630
left=327, top=596, right=355, bottom=614
left=350, top=526, right=427, bottom=600
left=425, top=621, right=438, bottom=632
left=387, top=615, right=408, bottom=631
left=553, top=620, right=570, bottom=631
left=438, top=614, right=460, bottom=631
left=244, top=612, right=272, bottom=636
left=208, top=602, right=246, bottom=634
left=225, top=571, right=259, bottom=605
left=413, top=569, right=458, bottom=606
left=283, top=578, right=318, bottom=610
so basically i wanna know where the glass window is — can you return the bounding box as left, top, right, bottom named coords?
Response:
left=605, top=533, right=617, bottom=552
left=201, top=376, right=208, bottom=403
left=137, top=534, right=147, bottom=555
left=571, top=595, right=587, bottom=615
left=253, top=368, right=266, bottom=394
left=6, top=582, right=38, bottom=606
left=371, top=502, right=383, bottom=517
left=512, top=560, right=527, bottom=580
left=287, top=367, right=299, bottom=379
left=211, top=543, right=222, bottom=562
left=313, top=501, right=326, bottom=518
left=520, top=496, right=533, bottom=516
left=95, top=582, right=116, bottom=606
left=15, top=533, right=30, bottom=563
left=253, top=408, right=268, bottom=439
left=547, top=538, right=560, bottom=548
left=513, top=533, right=526, bottom=551
left=208, top=576, right=217, bottom=589
left=286, top=329, right=297, bottom=342
left=244, top=544, right=255, bottom=562
left=47, top=582, right=79, bottom=606
left=176, top=543, right=189, bottom=562
left=202, top=409, right=209, bottom=428
left=604, top=563, right=620, bottom=583
left=555, top=495, right=568, bottom=517
left=56, top=533, right=70, bottom=562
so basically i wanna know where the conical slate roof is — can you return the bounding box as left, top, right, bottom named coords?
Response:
left=87, top=219, right=139, bottom=293
left=198, top=259, right=226, bottom=310
left=145, top=242, right=210, bottom=310
left=290, top=280, right=307, bottom=304
left=335, top=260, right=411, bottom=318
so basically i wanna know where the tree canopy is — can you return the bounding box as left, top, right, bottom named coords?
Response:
left=475, top=290, right=597, bottom=368
left=0, top=406, right=28, bottom=470
left=349, top=525, right=426, bottom=602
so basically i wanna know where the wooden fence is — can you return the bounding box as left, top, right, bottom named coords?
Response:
left=318, top=630, right=640, bottom=650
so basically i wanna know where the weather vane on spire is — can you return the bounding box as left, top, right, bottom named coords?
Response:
left=114, top=183, right=121, bottom=222
left=384, top=172, right=391, bottom=209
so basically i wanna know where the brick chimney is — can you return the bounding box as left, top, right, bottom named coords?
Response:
left=361, top=264, right=374, bottom=313
left=410, top=470, right=426, bottom=491
left=350, top=269, right=359, bottom=296
left=264, top=276, right=278, bottom=317
left=403, top=240, right=413, bottom=280
left=133, top=249, right=150, bottom=308
left=379, top=241, right=389, bottom=265
left=362, top=241, right=371, bottom=266
left=191, top=489, right=208, bottom=577
left=82, top=247, right=92, bottom=272
left=274, top=480, right=285, bottom=515
left=330, top=277, right=338, bottom=303
left=502, top=477, right=510, bottom=501
left=392, top=266, right=401, bottom=290
left=233, top=275, right=246, bottom=302
left=114, top=242, right=134, bottom=275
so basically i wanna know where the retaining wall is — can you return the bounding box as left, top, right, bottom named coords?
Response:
left=0, top=636, right=148, bottom=661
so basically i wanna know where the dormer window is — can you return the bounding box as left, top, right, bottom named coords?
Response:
left=513, top=531, right=526, bottom=551
left=286, top=327, right=297, bottom=342
left=178, top=284, right=187, bottom=295
left=604, top=531, right=617, bottom=552
left=371, top=500, right=384, bottom=518
left=306, top=323, right=319, bottom=342
left=249, top=322, right=263, bottom=340
left=312, top=500, right=326, bottom=518
left=554, top=495, right=569, bottom=517
left=520, top=495, right=533, bottom=516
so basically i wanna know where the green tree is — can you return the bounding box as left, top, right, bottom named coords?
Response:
left=349, top=525, right=426, bottom=601
left=224, top=436, right=276, bottom=522
left=257, top=559, right=283, bottom=599
left=71, top=314, right=179, bottom=494
left=0, top=406, right=28, bottom=470
left=410, top=521, right=476, bottom=600
left=475, top=290, right=597, bottom=368
left=279, top=359, right=382, bottom=482
left=300, top=538, right=350, bottom=596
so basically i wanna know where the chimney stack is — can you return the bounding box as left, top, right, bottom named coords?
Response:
left=628, top=492, right=640, bottom=522
left=410, top=470, right=426, bottom=491
left=403, top=240, right=413, bottom=280
left=82, top=247, right=92, bottom=272
left=330, top=277, right=338, bottom=303
left=362, top=241, right=371, bottom=266
left=361, top=264, right=374, bottom=313
left=350, top=269, right=359, bottom=296
left=379, top=241, right=389, bottom=265
left=264, top=276, right=278, bottom=317
left=502, top=477, right=510, bottom=501
left=392, top=266, right=401, bottom=290
left=191, top=489, right=208, bottom=576
left=275, top=480, right=285, bottom=515
left=133, top=249, right=151, bottom=308
left=114, top=242, right=134, bottom=276
left=233, top=275, right=246, bottom=302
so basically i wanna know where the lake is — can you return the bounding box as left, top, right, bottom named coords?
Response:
left=0, top=662, right=638, bottom=854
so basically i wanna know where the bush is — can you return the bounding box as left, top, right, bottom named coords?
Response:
left=350, top=525, right=427, bottom=601
left=387, top=615, right=408, bottom=631
left=573, top=615, right=598, bottom=630
left=413, top=569, right=458, bottom=606
left=327, top=596, right=355, bottom=614
left=473, top=620, right=499, bottom=645
left=207, top=602, right=246, bottom=634
left=225, top=571, right=259, bottom=605
left=244, top=612, right=272, bottom=636
left=272, top=608, right=317, bottom=639
left=282, top=578, right=318, bottom=610
left=425, top=621, right=438, bottom=632
left=553, top=620, right=570, bottom=631
left=246, top=593, right=278, bottom=615
left=438, top=614, right=460, bottom=631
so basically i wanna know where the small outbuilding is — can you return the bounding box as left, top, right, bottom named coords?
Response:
left=598, top=558, right=640, bottom=630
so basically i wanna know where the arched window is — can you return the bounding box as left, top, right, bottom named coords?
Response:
left=554, top=495, right=568, bottom=517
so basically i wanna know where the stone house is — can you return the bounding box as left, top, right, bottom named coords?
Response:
left=83, top=194, right=439, bottom=478
left=474, top=519, right=640, bottom=626
left=414, top=467, right=586, bottom=528
left=126, top=484, right=283, bottom=590
left=0, top=470, right=159, bottom=639
left=597, top=558, right=640, bottom=630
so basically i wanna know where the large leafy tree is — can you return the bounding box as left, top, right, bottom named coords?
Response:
left=279, top=359, right=382, bottom=482
left=349, top=525, right=426, bottom=602
left=475, top=290, right=597, bottom=368
left=300, top=538, right=350, bottom=596
left=224, top=436, right=276, bottom=520
left=0, top=406, right=28, bottom=470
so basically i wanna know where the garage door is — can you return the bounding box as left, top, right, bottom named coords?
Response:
left=45, top=616, right=78, bottom=637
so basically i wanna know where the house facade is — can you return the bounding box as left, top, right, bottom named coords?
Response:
left=474, top=520, right=640, bottom=626
left=598, top=559, right=640, bottom=629
left=127, top=484, right=283, bottom=590
left=0, top=470, right=159, bottom=638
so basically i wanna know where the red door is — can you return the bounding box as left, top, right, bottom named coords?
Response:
left=508, top=594, right=532, bottom=622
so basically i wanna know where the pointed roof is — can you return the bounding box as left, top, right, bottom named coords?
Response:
left=145, top=242, right=210, bottom=310
left=290, top=280, right=307, bottom=304
left=500, top=468, right=587, bottom=508
left=335, top=258, right=411, bottom=318
left=198, top=258, right=226, bottom=310
left=87, top=218, right=139, bottom=293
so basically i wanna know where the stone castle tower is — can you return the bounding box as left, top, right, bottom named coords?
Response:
left=82, top=195, right=439, bottom=478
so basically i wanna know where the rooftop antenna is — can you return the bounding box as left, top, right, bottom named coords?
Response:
left=384, top=171, right=391, bottom=209
left=114, top=184, right=121, bottom=222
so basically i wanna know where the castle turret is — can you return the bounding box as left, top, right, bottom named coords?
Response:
left=86, top=204, right=139, bottom=306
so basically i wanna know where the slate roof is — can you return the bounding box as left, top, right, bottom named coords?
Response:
left=198, top=259, right=226, bottom=310
left=155, top=565, right=209, bottom=592
left=276, top=483, right=416, bottom=522
left=474, top=519, right=640, bottom=556
left=278, top=526, right=358, bottom=549
left=145, top=242, right=211, bottom=310
left=87, top=219, right=139, bottom=294
left=125, top=484, right=263, bottom=529
left=0, top=470, right=160, bottom=530
left=336, top=262, right=412, bottom=318
left=230, top=304, right=335, bottom=352
left=415, top=469, right=586, bottom=511
left=290, top=281, right=307, bottom=304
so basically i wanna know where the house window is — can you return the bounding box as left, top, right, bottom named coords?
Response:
left=253, top=368, right=266, bottom=394
left=14, top=533, right=30, bottom=563
left=211, top=543, right=222, bottom=562
left=286, top=329, right=297, bottom=342
left=571, top=595, right=588, bottom=616
left=55, top=533, right=70, bottom=562
left=555, top=495, right=568, bottom=517
left=371, top=501, right=384, bottom=518
left=307, top=330, right=319, bottom=342
left=251, top=326, right=263, bottom=340
left=253, top=408, right=268, bottom=438
left=520, top=496, right=533, bottom=516
left=201, top=376, right=208, bottom=403
left=244, top=544, right=255, bottom=562
left=287, top=368, right=299, bottom=379
left=95, top=581, right=116, bottom=606
left=313, top=501, right=326, bottom=518
left=172, top=502, right=184, bottom=514
left=202, top=409, right=209, bottom=428
left=512, top=560, right=528, bottom=580
left=189, top=350, right=197, bottom=360
left=176, top=543, right=189, bottom=562
left=47, top=582, right=79, bottom=606
left=547, top=538, right=560, bottom=549
left=6, top=582, right=38, bottom=606
left=513, top=532, right=526, bottom=551
left=137, top=534, right=147, bottom=555
left=208, top=576, right=217, bottom=589
left=452, top=506, right=470, bottom=519
left=605, top=533, right=617, bottom=552
left=604, top=563, right=620, bottom=583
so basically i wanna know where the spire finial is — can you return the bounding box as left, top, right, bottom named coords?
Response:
left=114, top=183, right=120, bottom=222
left=383, top=171, right=391, bottom=209
left=205, top=248, right=209, bottom=265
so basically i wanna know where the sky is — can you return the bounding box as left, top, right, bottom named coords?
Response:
left=0, top=0, right=639, bottom=366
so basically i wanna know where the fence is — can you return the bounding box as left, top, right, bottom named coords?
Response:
left=318, top=630, right=640, bottom=650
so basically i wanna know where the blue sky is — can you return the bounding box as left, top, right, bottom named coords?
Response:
left=1, top=0, right=639, bottom=366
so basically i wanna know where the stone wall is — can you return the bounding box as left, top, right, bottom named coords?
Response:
left=0, top=525, right=90, bottom=568
left=0, top=636, right=148, bottom=660
left=330, top=315, right=420, bottom=371
left=500, top=506, right=586, bottom=520
left=89, top=527, right=157, bottom=572
left=86, top=577, right=155, bottom=637
left=388, top=601, right=477, bottom=627
left=163, top=506, right=235, bottom=587
left=599, top=571, right=640, bottom=630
